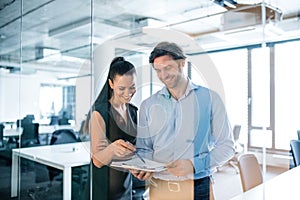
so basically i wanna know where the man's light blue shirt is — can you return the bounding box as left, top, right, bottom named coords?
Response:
left=137, top=79, right=234, bottom=181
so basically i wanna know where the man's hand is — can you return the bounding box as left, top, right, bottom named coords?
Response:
left=130, top=169, right=153, bottom=181
left=166, top=159, right=194, bottom=176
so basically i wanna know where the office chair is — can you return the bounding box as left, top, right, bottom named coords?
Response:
left=50, top=129, right=78, bottom=145
left=58, top=111, right=70, bottom=125
left=47, top=129, right=87, bottom=197
left=297, top=130, right=300, bottom=140
left=20, top=123, right=40, bottom=147
left=49, top=116, right=59, bottom=125
left=58, top=118, right=70, bottom=125
left=16, top=119, right=21, bottom=128
left=25, top=114, right=35, bottom=122
left=0, top=124, right=12, bottom=165
left=19, top=122, right=47, bottom=199
left=290, top=140, right=300, bottom=167
left=237, top=153, right=262, bottom=192
left=0, top=124, right=4, bottom=148
left=19, top=122, right=40, bottom=170
left=20, top=115, right=34, bottom=127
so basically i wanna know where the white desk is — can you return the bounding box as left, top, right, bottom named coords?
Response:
left=4, top=125, right=79, bottom=137
left=11, top=142, right=91, bottom=200
left=4, top=125, right=79, bottom=145
left=231, top=166, right=300, bottom=200
left=3, top=128, right=23, bottom=137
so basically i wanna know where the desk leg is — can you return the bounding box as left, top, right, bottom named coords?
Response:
left=11, top=152, right=19, bottom=197
left=63, top=167, right=72, bottom=200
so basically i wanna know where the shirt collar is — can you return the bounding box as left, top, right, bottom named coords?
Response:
left=159, top=78, right=199, bottom=99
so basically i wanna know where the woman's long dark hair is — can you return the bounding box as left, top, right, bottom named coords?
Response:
left=82, top=57, right=136, bottom=134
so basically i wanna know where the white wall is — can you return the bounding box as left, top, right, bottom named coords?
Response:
left=0, top=71, right=75, bottom=123
left=0, top=73, right=38, bottom=122
left=75, top=73, right=92, bottom=126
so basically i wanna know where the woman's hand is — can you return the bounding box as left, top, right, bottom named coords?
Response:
left=109, top=139, right=136, bottom=159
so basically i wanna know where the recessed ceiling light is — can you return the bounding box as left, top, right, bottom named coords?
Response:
left=0, top=34, right=6, bottom=39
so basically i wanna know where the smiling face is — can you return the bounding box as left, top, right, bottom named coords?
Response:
left=153, top=55, right=185, bottom=89
left=109, top=73, right=136, bottom=104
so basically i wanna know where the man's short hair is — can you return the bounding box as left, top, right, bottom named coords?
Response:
left=149, top=41, right=186, bottom=64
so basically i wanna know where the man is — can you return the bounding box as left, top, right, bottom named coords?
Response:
left=132, top=42, right=234, bottom=200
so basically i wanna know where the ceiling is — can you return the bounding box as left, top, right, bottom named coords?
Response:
left=0, top=0, right=299, bottom=77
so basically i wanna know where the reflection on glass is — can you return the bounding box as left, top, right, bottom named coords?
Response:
left=275, top=41, right=300, bottom=150
left=250, top=129, right=272, bottom=148
left=251, top=47, right=270, bottom=127
left=208, top=50, right=248, bottom=144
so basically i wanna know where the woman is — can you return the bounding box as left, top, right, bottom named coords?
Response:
left=83, top=57, right=138, bottom=200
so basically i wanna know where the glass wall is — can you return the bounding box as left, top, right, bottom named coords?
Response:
left=0, top=0, right=93, bottom=199
left=207, top=49, right=248, bottom=144
left=275, top=41, right=300, bottom=150
left=1, top=1, right=298, bottom=199
left=250, top=47, right=272, bottom=148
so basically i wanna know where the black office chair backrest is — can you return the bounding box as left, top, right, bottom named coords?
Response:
left=49, top=116, right=59, bottom=125
left=21, top=118, right=32, bottom=127
left=0, top=124, right=4, bottom=147
left=25, top=114, right=35, bottom=122
left=50, top=129, right=78, bottom=145
left=16, top=119, right=21, bottom=128
left=297, top=130, right=300, bottom=140
left=290, top=140, right=300, bottom=167
left=21, top=123, right=40, bottom=147
left=58, top=118, right=70, bottom=125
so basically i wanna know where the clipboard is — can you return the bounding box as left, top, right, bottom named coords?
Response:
left=110, top=156, right=167, bottom=172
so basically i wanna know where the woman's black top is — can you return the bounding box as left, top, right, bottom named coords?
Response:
left=83, top=101, right=137, bottom=200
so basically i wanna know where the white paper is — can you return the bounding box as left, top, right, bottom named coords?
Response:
left=110, top=156, right=166, bottom=172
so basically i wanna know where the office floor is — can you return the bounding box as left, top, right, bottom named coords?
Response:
left=0, top=156, right=288, bottom=200
left=213, top=164, right=288, bottom=200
